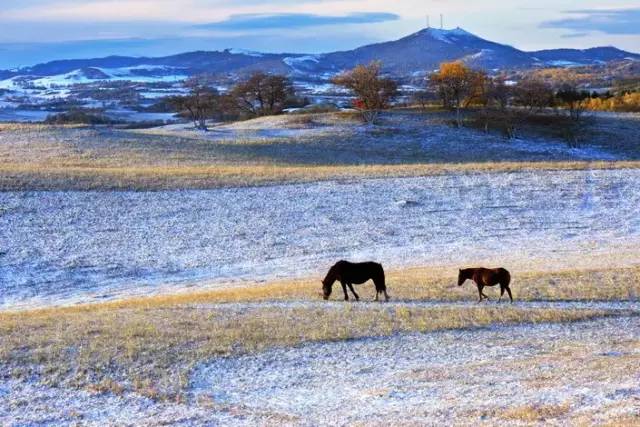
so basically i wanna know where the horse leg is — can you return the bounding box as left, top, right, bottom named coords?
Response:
left=374, top=290, right=379, bottom=302
left=347, top=283, right=359, bottom=301
left=477, top=285, right=484, bottom=302
left=341, top=282, right=349, bottom=301
left=499, top=286, right=505, bottom=302
left=375, top=274, right=389, bottom=302
left=506, top=286, right=513, bottom=303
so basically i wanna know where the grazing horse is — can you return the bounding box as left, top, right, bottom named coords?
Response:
left=322, top=260, right=389, bottom=302
left=458, top=267, right=513, bottom=303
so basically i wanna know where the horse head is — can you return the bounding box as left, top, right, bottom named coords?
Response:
left=321, top=264, right=338, bottom=300
left=457, top=269, right=467, bottom=286
left=321, top=279, right=333, bottom=300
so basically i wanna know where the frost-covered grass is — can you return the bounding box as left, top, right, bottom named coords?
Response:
left=189, top=316, right=640, bottom=426
left=1, top=110, right=639, bottom=423
left=4, top=160, right=640, bottom=192
left=3, top=169, right=640, bottom=308
left=0, top=265, right=638, bottom=402
left=0, top=301, right=637, bottom=424
left=0, top=296, right=618, bottom=400
left=4, top=318, right=639, bottom=426
left=1, top=110, right=639, bottom=190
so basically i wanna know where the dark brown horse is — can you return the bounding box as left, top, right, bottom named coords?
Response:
left=322, top=260, right=389, bottom=302
left=458, top=267, right=513, bottom=303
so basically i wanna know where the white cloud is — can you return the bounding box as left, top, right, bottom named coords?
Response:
left=0, top=0, right=638, bottom=53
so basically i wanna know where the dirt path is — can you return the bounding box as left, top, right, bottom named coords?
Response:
left=194, top=300, right=640, bottom=312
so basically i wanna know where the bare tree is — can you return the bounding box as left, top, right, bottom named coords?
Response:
left=513, top=78, right=555, bottom=112
left=230, top=72, right=293, bottom=117
left=168, top=76, right=220, bottom=130
left=486, top=78, right=519, bottom=138
left=332, top=61, right=398, bottom=124
left=556, top=84, right=590, bottom=122
left=487, top=77, right=511, bottom=111
left=412, top=90, right=433, bottom=111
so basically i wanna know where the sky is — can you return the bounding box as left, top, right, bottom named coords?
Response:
left=0, top=0, right=639, bottom=67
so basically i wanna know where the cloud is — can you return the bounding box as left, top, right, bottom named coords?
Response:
left=195, top=12, right=400, bottom=31
left=541, top=8, right=640, bottom=36
left=560, top=32, right=590, bottom=39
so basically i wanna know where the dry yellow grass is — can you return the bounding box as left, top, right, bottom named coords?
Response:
left=500, top=402, right=573, bottom=422
left=0, top=302, right=611, bottom=400
left=386, top=265, right=640, bottom=302
left=601, top=415, right=640, bottom=427
left=25, top=265, right=633, bottom=311
left=0, top=266, right=638, bottom=399
left=0, top=123, right=84, bottom=131
left=3, top=160, right=640, bottom=191
left=2, top=120, right=640, bottom=190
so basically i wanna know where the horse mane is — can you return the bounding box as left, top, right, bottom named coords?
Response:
left=460, top=268, right=474, bottom=278
left=323, top=262, right=341, bottom=284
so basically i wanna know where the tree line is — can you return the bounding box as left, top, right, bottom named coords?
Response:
left=426, top=62, right=602, bottom=124
left=169, top=60, right=638, bottom=130
left=167, top=72, right=296, bottom=130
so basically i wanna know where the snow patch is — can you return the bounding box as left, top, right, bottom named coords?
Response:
left=547, top=60, right=585, bottom=67
left=227, top=48, right=264, bottom=57
left=423, top=27, right=475, bottom=44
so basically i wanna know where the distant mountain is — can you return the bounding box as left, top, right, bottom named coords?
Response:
left=530, top=47, right=640, bottom=67
left=315, top=28, right=536, bottom=74
left=1, top=28, right=639, bottom=85
left=12, top=50, right=296, bottom=78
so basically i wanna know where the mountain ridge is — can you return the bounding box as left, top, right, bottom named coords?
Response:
left=2, top=27, right=639, bottom=83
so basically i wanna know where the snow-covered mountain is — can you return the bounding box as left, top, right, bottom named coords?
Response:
left=0, top=26, right=638, bottom=115
left=2, top=27, right=638, bottom=87
left=312, top=28, right=536, bottom=74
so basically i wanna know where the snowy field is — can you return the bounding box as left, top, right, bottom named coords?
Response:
left=2, top=168, right=640, bottom=309
left=191, top=314, right=640, bottom=426
left=2, top=314, right=638, bottom=425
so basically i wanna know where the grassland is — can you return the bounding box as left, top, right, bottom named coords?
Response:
left=5, top=160, right=640, bottom=191
left=2, top=110, right=640, bottom=423
left=2, top=110, right=640, bottom=190
left=1, top=266, right=638, bottom=401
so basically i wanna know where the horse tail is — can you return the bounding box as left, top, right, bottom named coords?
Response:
left=501, top=268, right=511, bottom=287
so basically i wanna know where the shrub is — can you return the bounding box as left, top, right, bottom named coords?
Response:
left=44, top=109, right=114, bottom=125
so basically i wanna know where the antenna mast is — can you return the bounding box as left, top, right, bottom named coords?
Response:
left=426, top=15, right=430, bottom=28
left=440, top=14, right=444, bottom=30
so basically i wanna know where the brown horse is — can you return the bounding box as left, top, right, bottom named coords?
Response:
left=322, top=260, right=389, bottom=302
left=458, top=267, right=513, bottom=303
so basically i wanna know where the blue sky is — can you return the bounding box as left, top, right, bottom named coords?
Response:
left=0, top=0, right=639, bottom=67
